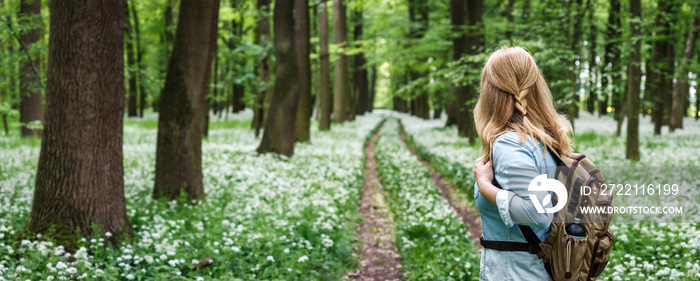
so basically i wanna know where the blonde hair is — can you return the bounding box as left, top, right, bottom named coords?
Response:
left=474, top=46, right=573, bottom=162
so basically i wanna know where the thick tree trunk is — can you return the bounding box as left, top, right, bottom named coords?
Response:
left=295, top=0, right=311, bottom=142
left=319, top=0, right=332, bottom=130
left=252, top=0, right=271, bottom=137
left=408, top=0, right=430, bottom=120
left=125, top=1, right=138, bottom=117
left=26, top=0, right=133, bottom=250
left=18, top=0, right=43, bottom=137
left=257, top=0, right=300, bottom=156
left=2, top=115, right=8, bottom=135
left=131, top=1, right=146, bottom=117
left=154, top=0, right=219, bottom=201
left=626, top=0, right=641, bottom=161
left=459, top=0, right=481, bottom=143
left=333, top=0, right=351, bottom=122
left=669, top=2, right=697, bottom=132
left=353, top=8, right=369, bottom=116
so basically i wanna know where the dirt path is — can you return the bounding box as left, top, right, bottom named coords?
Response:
left=398, top=124, right=483, bottom=245
left=345, top=122, right=402, bottom=281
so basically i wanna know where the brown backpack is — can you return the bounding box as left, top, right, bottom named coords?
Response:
left=481, top=153, right=615, bottom=281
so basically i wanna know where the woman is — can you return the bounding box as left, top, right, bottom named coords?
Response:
left=472, top=46, right=574, bottom=280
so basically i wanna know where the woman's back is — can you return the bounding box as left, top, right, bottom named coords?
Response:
left=475, top=132, right=557, bottom=280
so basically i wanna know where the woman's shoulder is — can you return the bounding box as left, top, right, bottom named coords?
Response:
left=494, top=132, right=541, bottom=151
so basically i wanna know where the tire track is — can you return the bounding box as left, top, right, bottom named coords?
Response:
left=398, top=123, right=483, bottom=245
left=345, top=121, right=402, bottom=281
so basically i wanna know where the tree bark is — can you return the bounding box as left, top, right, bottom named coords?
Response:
left=294, top=0, right=311, bottom=142
left=448, top=0, right=465, bottom=128
left=131, top=1, right=146, bottom=117
left=586, top=0, right=597, bottom=114
left=125, top=1, right=138, bottom=117
left=154, top=0, right=219, bottom=201
left=252, top=0, right=271, bottom=137
left=333, top=0, right=351, bottom=122
left=257, top=0, right=300, bottom=156
left=18, top=0, right=43, bottom=137
left=669, top=2, right=697, bottom=132
left=458, top=0, right=480, bottom=143
left=649, top=0, right=673, bottom=134
left=604, top=0, right=622, bottom=119
left=626, top=0, right=641, bottom=161
left=26, top=0, right=133, bottom=250
left=353, top=8, right=369, bottom=116
left=319, top=0, right=332, bottom=131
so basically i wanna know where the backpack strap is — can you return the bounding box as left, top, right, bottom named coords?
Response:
left=480, top=236, right=530, bottom=252
left=518, top=225, right=546, bottom=259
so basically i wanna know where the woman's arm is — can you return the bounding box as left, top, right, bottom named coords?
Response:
left=475, top=136, right=553, bottom=229
left=474, top=160, right=498, bottom=205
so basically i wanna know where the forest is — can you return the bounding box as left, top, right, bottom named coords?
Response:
left=0, top=0, right=699, bottom=280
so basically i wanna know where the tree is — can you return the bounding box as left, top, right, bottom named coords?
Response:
left=154, top=0, right=220, bottom=201
left=252, top=0, right=271, bottom=137
left=125, top=0, right=138, bottom=117
left=130, top=0, right=146, bottom=117
left=25, top=0, right=133, bottom=249
left=18, top=0, right=42, bottom=137
left=353, top=7, right=369, bottom=116
left=649, top=0, right=674, bottom=135
left=408, top=0, right=429, bottom=120
left=319, top=0, right=332, bottom=131
left=603, top=0, right=621, bottom=119
left=586, top=0, right=598, bottom=114
left=256, top=0, right=300, bottom=156
left=446, top=0, right=465, bottom=128
left=626, top=0, right=641, bottom=161
left=333, top=0, right=351, bottom=122
left=669, top=2, right=697, bottom=132
left=457, top=0, right=481, bottom=143
left=295, top=0, right=311, bottom=142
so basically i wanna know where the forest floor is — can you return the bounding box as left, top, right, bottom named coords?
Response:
left=345, top=122, right=402, bottom=281
left=0, top=110, right=699, bottom=280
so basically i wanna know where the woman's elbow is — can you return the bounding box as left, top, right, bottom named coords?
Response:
left=530, top=212, right=553, bottom=229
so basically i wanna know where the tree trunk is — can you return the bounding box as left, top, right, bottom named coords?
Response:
left=154, top=0, right=219, bottom=201
left=586, top=0, right=597, bottom=114
left=504, top=0, right=515, bottom=40
left=125, top=1, right=138, bottom=117
left=458, top=0, right=481, bottom=143
left=626, top=0, right=641, bottom=161
left=319, top=0, right=332, bottom=131
left=2, top=115, right=8, bottom=135
left=521, top=0, right=531, bottom=39
left=294, top=0, right=311, bottom=142
left=669, top=2, right=697, bottom=132
left=252, top=0, right=271, bottom=137
left=369, top=64, right=376, bottom=112
left=332, top=0, right=351, bottom=122
left=353, top=8, right=369, bottom=116
left=257, top=0, right=300, bottom=156
left=448, top=0, right=465, bottom=129
left=18, top=0, right=43, bottom=137
left=604, top=0, right=622, bottom=119
left=26, top=0, right=133, bottom=250
left=649, top=0, right=672, bottom=135
left=131, top=1, right=146, bottom=117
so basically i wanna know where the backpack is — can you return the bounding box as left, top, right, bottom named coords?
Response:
left=481, top=153, right=615, bottom=281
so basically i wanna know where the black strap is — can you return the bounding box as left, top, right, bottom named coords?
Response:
left=480, top=236, right=531, bottom=252
left=518, top=225, right=545, bottom=259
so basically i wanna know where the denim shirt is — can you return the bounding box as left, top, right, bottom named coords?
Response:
left=475, top=132, right=557, bottom=281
